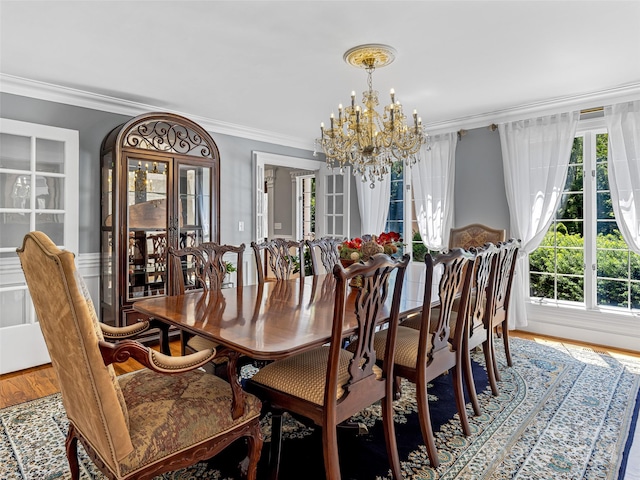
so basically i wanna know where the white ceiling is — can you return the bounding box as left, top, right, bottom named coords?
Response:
left=1, top=1, right=639, bottom=149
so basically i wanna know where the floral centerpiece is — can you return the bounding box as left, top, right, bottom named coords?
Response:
left=339, top=231, right=403, bottom=262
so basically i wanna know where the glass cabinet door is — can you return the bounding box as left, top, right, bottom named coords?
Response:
left=127, top=157, right=169, bottom=299
left=177, top=163, right=211, bottom=248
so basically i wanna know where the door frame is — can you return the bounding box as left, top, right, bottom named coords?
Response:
left=252, top=152, right=322, bottom=242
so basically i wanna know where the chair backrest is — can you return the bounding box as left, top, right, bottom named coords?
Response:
left=421, top=248, right=475, bottom=359
left=306, top=236, right=342, bottom=275
left=168, top=242, right=245, bottom=295
left=251, top=238, right=305, bottom=283
left=16, top=232, right=133, bottom=470
left=466, top=243, right=500, bottom=336
left=491, top=239, right=520, bottom=324
left=328, top=253, right=410, bottom=410
left=449, top=223, right=506, bottom=250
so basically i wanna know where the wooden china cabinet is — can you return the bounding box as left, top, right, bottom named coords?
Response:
left=100, top=112, right=220, bottom=337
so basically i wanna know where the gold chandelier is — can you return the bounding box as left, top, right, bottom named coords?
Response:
left=315, top=44, right=428, bottom=188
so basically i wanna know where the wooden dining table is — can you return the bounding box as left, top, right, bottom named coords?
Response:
left=133, top=263, right=435, bottom=417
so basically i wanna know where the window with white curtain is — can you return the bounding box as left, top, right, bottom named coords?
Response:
left=382, top=163, right=431, bottom=262
left=529, top=120, right=640, bottom=311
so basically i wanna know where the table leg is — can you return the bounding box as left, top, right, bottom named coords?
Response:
left=226, top=350, right=246, bottom=419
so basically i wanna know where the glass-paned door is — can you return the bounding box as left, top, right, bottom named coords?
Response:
left=0, top=119, right=79, bottom=373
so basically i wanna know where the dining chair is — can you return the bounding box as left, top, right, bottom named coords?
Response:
left=459, top=243, right=502, bottom=399
left=251, top=238, right=306, bottom=283
left=246, top=253, right=410, bottom=480
left=373, top=248, right=475, bottom=468
left=488, top=239, right=520, bottom=378
left=448, top=223, right=506, bottom=250
left=306, top=236, right=343, bottom=275
left=16, top=232, right=263, bottom=480
left=168, top=242, right=245, bottom=362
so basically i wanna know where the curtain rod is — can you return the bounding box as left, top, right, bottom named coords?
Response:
left=457, top=108, right=604, bottom=140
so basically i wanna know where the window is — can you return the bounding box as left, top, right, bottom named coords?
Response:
left=385, top=164, right=404, bottom=236
left=529, top=123, right=640, bottom=311
left=383, top=163, right=430, bottom=262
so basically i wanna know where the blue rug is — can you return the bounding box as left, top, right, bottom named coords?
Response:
left=1, top=337, right=639, bottom=479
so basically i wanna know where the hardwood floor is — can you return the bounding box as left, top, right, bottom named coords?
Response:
left=1, top=332, right=639, bottom=410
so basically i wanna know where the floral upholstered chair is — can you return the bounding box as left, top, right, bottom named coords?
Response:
left=17, top=232, right=263, bottom=480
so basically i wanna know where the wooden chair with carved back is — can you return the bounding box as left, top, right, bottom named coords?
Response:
left=373, top=248, right=475, bottom=468
left=246, top=253, right=410, bottom=480
left=17, top=232, right=262, bottom=480
left=306, top=236, right=343, bottom=275
left=487, top=239, right=520, bottom=378
left=168, top=242, right=245, bottom=360
left=251, top=238, right=305, bottom=283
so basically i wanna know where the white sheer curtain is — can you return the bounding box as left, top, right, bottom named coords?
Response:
left=605, top=100, right=640, bottom=254
left=499, top=111, right=579, bottom=328
left=411, top=132, right=457, bottom=250
left=355, top=174, right=390, bottom=235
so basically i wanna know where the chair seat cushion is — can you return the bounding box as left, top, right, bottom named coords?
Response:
left=249, top=346, right=381, bottom=406
left=186, top=335, right=230, bottom=365
left=374, top=326, right=433, bottom=369
left=116, top=368, right=261, bottom=477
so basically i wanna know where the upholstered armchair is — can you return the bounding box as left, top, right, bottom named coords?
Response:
left=448, top=223, right=506, bottom=250
left=17, top=232, right=263, bottom=480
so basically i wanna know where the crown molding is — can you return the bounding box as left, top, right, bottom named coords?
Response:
left=0, top=74, right=314, bottom=151
left=3, top=73, right=639, bottom=144
left=424, top=82, right=640, bottom=135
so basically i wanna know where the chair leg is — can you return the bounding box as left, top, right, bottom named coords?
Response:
left=65, top=424, right=80, bottom=480
left=180, top=330, right=193, bottom=357
left=462, top=346, right=481, bottom=416
left=502, top=322, right=513, bottom=367
left=241, top=421, right=264, bottom=480
left=416, top=376, right=439, bottom=468
left=483, top=338, right=499, bottom=396
left=393, top=375, right=402, bottom=399
left=453, top=364, right=471, bottom=436
left=492, top=326, right=502, bottom=382
left=382, top=386, right=402, bottom=479
left=322, top=419, right=341, bottom=480
left=268, top=411, right=284, bottom=480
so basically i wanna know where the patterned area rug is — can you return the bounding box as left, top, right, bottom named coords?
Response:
left=1, top=337, right=639, bottom=479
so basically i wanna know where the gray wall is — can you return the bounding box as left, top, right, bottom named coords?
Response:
left=0, top=93, right=319, bottom=252
left=0, top=93, right=512, bottom=251
left=453, top=126, right=510, bottom=234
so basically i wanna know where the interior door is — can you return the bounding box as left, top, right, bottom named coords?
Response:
left=0, top=119, right=79, bottom=374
